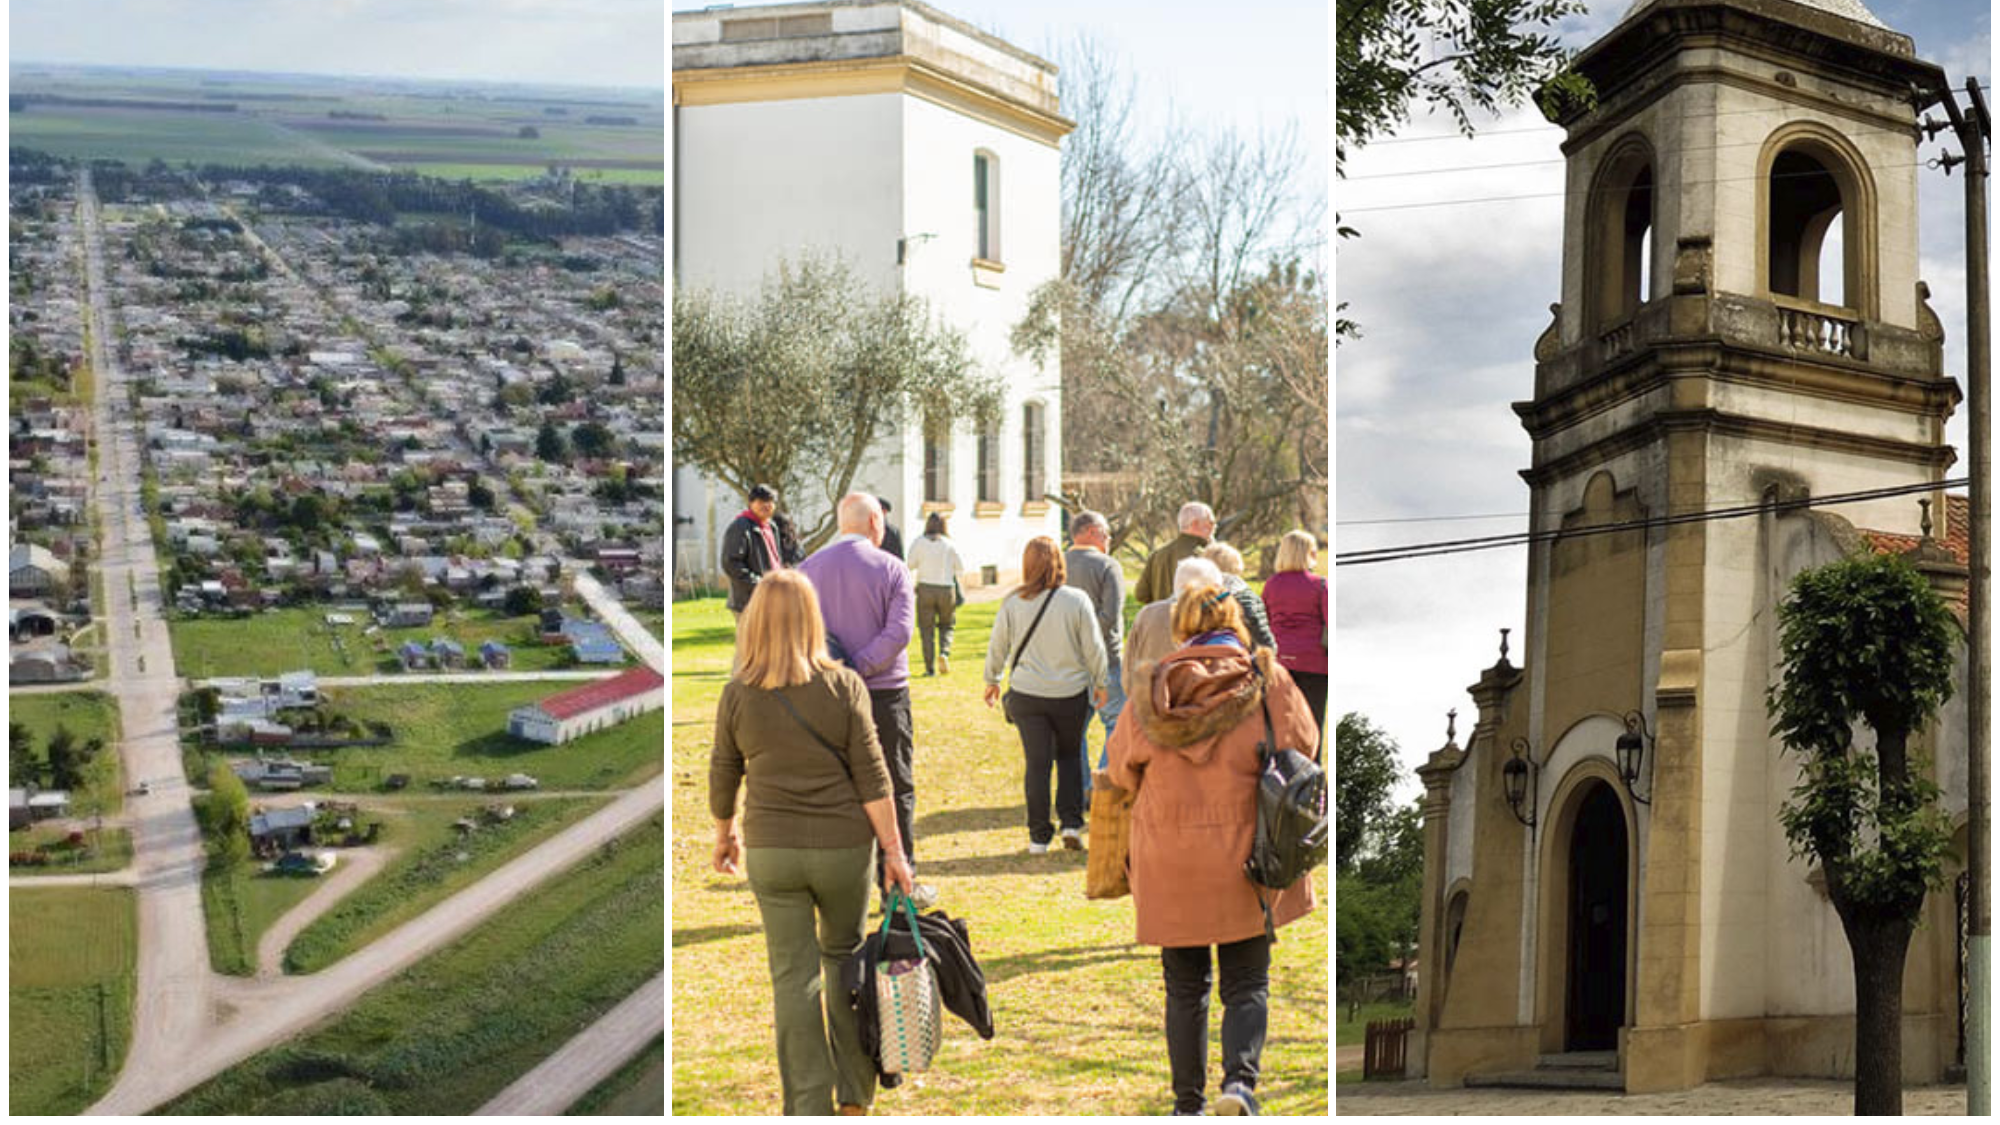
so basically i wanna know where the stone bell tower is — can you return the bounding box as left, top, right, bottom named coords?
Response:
left=1413, top=0, right=1969, bottom=1094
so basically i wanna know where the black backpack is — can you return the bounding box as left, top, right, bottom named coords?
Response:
left=1244, top=675, right=1328, bottom=942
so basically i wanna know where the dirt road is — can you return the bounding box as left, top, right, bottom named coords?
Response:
left=474, top=972, right=665, bottom=1115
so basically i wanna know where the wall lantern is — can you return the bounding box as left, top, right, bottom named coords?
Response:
left=1616, top=711, right=1655, bottom=806
left=1503, top=736, right=1538, bottom=830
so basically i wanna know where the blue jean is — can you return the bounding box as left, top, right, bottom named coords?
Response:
left=1082, top=661, right=1127, bottom=798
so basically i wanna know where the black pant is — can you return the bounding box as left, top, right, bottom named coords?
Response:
left=1162, top=935, right=1270, bottom=1114
left=1004, top=689, right=1091, bottom=845
left=1290, top=670, right=1327, bottom=750
left=868, top=687, right=915, bottom=889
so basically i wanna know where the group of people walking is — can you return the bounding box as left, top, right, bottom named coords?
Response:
left=709, top=487, right=1328, bottom=1116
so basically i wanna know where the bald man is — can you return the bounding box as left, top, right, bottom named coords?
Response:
left=798, top=492, right=934, bottom=910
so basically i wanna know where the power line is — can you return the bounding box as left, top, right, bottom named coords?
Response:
left=1336, top=510, right=1526, bottom=526
left=1335, top=478, right=1968, bottom=566
left=1340, top=158, right=1939, bottom=215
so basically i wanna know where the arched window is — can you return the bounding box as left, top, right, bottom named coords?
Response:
left=1587, top=136, right=1654, bottom=328
left=1769, top=149, right=1845, bottom=306
left=1021, top=401, right=1045, bottom=503
left=1759, top=126, right=1873, bottom=315
left=973, top=151, right=1001, bottom=263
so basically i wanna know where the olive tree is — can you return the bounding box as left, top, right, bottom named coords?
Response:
left=674, top=254, right=1002, bottom=552
left=1767, top=552, right=1958, bottom=1115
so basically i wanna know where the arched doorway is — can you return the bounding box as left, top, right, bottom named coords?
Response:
left=1565, top=780, right=1628, bottom=1051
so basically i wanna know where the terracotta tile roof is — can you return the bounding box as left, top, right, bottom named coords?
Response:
left=1857, top=493, right=1970, bottom=569
left=533, top=666, right=663, bottom=721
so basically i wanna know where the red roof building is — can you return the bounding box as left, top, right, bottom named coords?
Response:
left=509, top=666, right=664, bottom=745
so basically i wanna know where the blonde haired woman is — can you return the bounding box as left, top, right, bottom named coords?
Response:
left=982, top=536, right=1108, bottom=853
left=1108, top=584, right=1320, bottom=1116
left=1261, top=530, right=1327, bottom=743
left=711, top=570, right=914, bottom=1115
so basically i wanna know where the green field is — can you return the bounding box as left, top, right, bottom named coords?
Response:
left=670, top=598, right=1328, bottom=1115
left=187, top=681, right=660, bottom=793
left=168, top=605, right=610, bottom=678
left=9, top=68, right=662, bottom=181
left=201, top=856, right=328, bottom=977
left=568, top=1034, right=665, bottom=1115
left=9, top=887, right=137, bottom=1115
left=161, top=818, right=664, bottom=1115
left=282, top=796, right=601, bottom=974
left=9, top=691, right=125, bottom=821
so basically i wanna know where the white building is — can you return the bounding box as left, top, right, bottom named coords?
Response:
left=673, top=0, right=1073, bottom=586
left=507, top=666, right=665, bottom=746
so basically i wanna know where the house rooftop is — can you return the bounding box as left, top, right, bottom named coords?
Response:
left=533, top=666, right=664, bottom=721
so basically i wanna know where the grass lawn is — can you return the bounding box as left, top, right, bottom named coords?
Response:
left=9, top=887, right=137, bottom=1115
left=670, top=598, right=1328, bottom=1116
left=282, top=796, right=603, bottom=974
left=169, top=605, right=610, bottom=678
left=160, top=817, right=664, bottom=1115
left=8, top=691, right=124, bottom=821
left=1335, top=999, right=1415, bottom=1047
left=200, top=853, right=328, bottom=977
left=567, top=1034, right=664, bottom=1115
left=190, top=681, right=661, bottom=793
left=9, top=824, right=133, bottom=876
left=634, top=609, right=665, bottom=642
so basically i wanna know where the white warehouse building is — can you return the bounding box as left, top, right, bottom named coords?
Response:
left=672, top=0, right=1073, bottom=587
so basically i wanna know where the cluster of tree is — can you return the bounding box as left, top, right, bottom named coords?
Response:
left=674, top=254, right=1002, bottom=551
left=177, top=326, right=271, bottom=362
left=1334, top=713, right=1423, bottom=991
left=195, top=762, right=252, bottom=866
left=187, top=163, right=663, bottom=240
left=1011, top=39, right=1327, bottom=558
left=9, top=723, right=107, bottom=793
left=10, top=335, right=77, bottom=393
left=8, top=146, right=72, bottom=184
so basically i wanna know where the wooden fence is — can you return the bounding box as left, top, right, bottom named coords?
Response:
left=1363, top=1017, right=1414, bottom=1079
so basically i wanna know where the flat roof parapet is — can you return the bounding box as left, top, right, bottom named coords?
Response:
left=674, top=0, right=1060, bottom=117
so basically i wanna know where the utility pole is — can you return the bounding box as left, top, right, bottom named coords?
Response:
left=1933, top=75, right=1991, bottom=1115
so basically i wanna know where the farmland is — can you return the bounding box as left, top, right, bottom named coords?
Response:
left=9, top=888, right=138, bottom=1115
left=8, top=66, right=662, bottom=184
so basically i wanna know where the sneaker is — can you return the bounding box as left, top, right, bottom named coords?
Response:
left=909, top=883, right=939, bottom=911
left=939, top=654, right=950, bottom=674
left=1027, top=841, right=1050, bottom=854
left=1212, top=1085, right=1258, bottom=1116
left=1061, top=827, right=1084, bottom=851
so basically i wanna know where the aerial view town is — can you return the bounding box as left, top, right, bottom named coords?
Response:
left=7, top=4, right=666, bottom=1113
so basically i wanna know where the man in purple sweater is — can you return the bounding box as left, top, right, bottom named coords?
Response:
left=798, top=492, right=935, bottom=909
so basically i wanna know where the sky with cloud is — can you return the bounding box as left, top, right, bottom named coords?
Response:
left=1334, top=0, right=1991, bottom=796
left=10, top=0, right=665, bottom=90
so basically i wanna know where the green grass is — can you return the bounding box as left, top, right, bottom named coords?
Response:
left=566, top=1034, right=664, bottom=1115
left=190, top=681, right=661, bottom=793
left=8, top=691, right=124, bottom=817
left=671, top=598, right=1328, bottom=1115
left=282, top=796, right=602, bottom=974
left=160, top=817, right=664, bottom=1115
left=1336, top=999, right=1414, bottom=1047
left=634, top=610, right=665, bottom=641
left=10, top=105, right=350, bottom=168
left=9, top=825, right=132, bottom=876
left=9, top=887, right=137, bottom=1115
left=201, top=855, right=328, bottom=976
left=168, top=606, right=605, bottom=678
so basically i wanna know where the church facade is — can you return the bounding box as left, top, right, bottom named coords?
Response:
left=671, top=0, right=1072, bottom=583
left=1412, top=0, right=1971, bottom=1092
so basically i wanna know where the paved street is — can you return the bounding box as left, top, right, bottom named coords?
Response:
left=475, top=972, right=664, bottom=1115
left=1336, top=1078, right=1969, bottom=1116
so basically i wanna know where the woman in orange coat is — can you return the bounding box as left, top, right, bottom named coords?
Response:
left=1106, top=584, right=1320, bottom=1117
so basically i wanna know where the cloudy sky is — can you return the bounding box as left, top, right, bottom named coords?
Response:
left=1334, top=0, right=1990, bottom=796
left=11, top=0, right=665, bottom=90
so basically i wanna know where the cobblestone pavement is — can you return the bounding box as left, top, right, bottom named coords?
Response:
left=1336, top=1078, right=1968, bottom=1116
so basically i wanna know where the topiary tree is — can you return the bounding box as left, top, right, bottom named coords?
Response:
left=1767, top=551, right=1958, bottom=1115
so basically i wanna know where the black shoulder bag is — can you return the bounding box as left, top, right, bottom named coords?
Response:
left=1000, top=590, right=1057, bottom=726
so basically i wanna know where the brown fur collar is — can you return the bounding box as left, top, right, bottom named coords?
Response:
left=1130, top=645, right=1273, bottom=755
